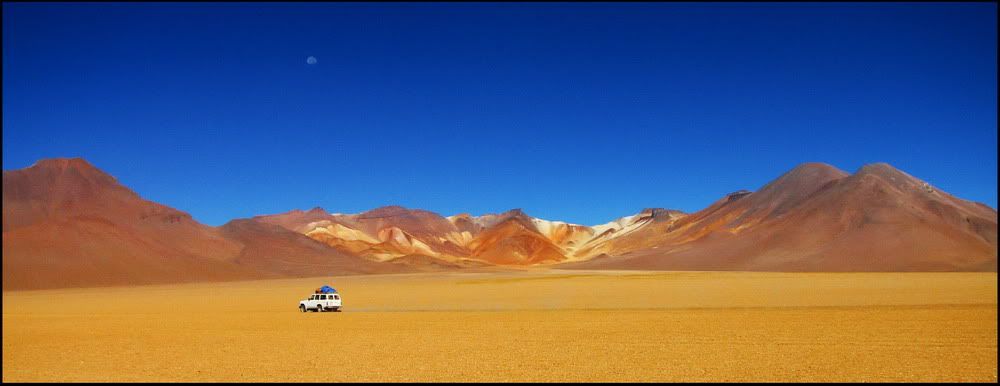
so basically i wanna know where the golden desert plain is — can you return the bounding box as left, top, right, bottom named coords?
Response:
left=2, top=269, right=997, bottom=382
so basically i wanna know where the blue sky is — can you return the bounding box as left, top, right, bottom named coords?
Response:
left=3, top=3, right=997, bottom=226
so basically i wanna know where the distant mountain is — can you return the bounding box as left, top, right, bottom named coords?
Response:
left=253, top=206, right=684, bottom=266
left=255, top=205, right=470, bottom=261
left=217, top=218, right=410, bottom=277
left=561, top=163, right=997, bottom=271
left=1, top=158, right=408, bottom=290
left=464, top=209, right=568, bottom=265
left=3, top=157, right=995, bottom=290
left=3, top=158, right=253, bottom=289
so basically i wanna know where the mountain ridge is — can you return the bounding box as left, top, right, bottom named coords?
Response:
left=3, top=158, right=995, bottom=290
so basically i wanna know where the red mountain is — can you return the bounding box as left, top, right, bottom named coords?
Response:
left=465, top=210, right=568, bottom=265
left=2, top=158, right=405, bottom=290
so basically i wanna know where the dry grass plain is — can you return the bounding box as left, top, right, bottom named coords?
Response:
left=3, top=270, right=997, bottom=382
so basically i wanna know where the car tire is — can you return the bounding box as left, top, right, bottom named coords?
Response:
left=300, top=305, right=306, bottom=313
left=317, top=305, right=324, bottom=312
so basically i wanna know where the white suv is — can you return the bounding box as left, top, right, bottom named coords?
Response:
left=300, top=293, right=342, bottom=312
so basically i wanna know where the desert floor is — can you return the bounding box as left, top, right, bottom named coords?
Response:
left=3, top=270, right=997, bottom=382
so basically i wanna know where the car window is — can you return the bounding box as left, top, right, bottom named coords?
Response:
left=334, top=295, right=340, bottom=300
left=320, top=295, right=327, bottom=300
left=309, top=295, right=315, bottom=300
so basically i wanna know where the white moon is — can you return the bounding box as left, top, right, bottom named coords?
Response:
left=306, top=56, right=317, bottom=65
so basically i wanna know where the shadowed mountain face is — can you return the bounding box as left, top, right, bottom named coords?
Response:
left=3, top=158, right=995, bottom=290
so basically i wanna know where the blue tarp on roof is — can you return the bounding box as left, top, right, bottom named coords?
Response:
left=319, top=285, right=337, bottom=294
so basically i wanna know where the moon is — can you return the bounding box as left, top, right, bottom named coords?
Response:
left=306, top=56, right=317, bottom=65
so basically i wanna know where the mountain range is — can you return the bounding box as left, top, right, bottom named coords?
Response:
left=3, top=158, right=996, bottom=290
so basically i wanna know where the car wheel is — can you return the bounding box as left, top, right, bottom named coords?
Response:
left=317, top=305, right=324, bottom=312
left=299, top=305, right=306, bottom=313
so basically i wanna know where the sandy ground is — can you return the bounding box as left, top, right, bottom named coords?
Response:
left=3, top=270, right=997, bottom=382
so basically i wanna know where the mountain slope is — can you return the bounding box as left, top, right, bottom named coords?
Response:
left=465, top=210, right=568, bottom=265
left=2, top=158, right=404, bottom=290
left=218, top=219, right=411, bottom=276
left=562, top=163, right=997, bottom=271
left=5, top=157, right=993, bottom=290
left=255, top=206, right=673, bottom=266
left=2, top=158, right=257, bottom=289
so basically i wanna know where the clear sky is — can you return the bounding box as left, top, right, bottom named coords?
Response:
left=3, top=2, right=997, bottom=226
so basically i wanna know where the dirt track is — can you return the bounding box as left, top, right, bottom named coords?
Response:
left=3, top=271, right=997, bottom=382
